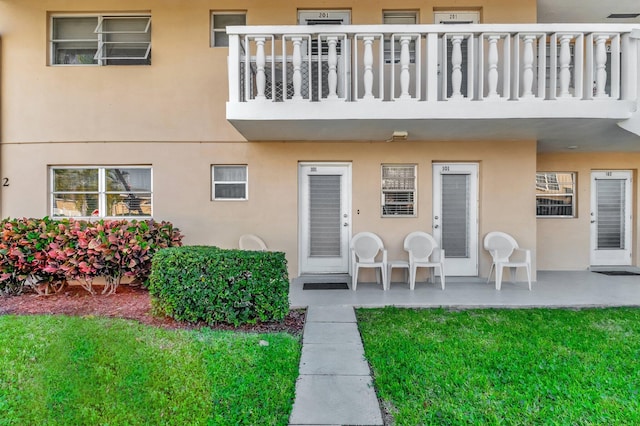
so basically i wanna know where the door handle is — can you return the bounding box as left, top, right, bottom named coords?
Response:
left=434, top=225, right=439, bottom=229
left=591, top=220, right=595, bottom=223
left=343, top=222, right=348, bottom=227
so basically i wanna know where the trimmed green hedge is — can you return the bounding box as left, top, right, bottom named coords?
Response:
left=148, top=246, right=289, bottom=326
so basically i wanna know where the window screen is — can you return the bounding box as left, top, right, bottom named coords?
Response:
left=51, top=166, right=152, bottom=217
left=381, top=164, right=417, bottom=217
left=536, top=172, right=576, bottom=217
left=212, top=165, right=248, bottom=200
left=51, top=14, right=151, bottom=65
left=383, top=11, right=418, bottom=64
left=212, top=12, right=246, bottom=47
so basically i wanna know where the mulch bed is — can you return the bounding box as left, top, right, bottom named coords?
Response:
left=0, top=285, right=305, bottom=336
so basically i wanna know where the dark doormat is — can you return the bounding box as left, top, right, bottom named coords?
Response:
left=594, top=271, right=640, bottom=276
left=303, top=282, right=350, bottom=290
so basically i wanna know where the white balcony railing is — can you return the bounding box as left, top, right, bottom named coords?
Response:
left=228, top=24, right=639, bottom=103
left=226, top=24, right=640, bottom=142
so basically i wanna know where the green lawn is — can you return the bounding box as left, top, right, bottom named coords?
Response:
left=0, top=315, right=301, bottom=425
left=358, top=307, right=640, bottom=425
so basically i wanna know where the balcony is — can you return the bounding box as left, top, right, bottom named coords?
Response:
left=226, top=24, right=640, bottom=150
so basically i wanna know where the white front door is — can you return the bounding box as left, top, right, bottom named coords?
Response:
left=433, top=163, right=479, bottom=276
left=299, top=163, right=351, bottom=273
left=590, top=171, right=632, bottom=266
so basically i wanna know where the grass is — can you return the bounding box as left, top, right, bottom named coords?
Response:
left=0, top=315, right=301, bottom=425
left=357, top=307, right=640, bottom=425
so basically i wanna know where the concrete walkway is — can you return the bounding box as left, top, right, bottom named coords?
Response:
left=288, top=270, right=640, bottom=425
left=289, top=306, right=383, bottom=426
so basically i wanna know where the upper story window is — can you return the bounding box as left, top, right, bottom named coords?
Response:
left=381, top=164, right=417, bottom=217
left=211, top=12, right=246, bottom=47
left=212, top=165, right=248, bottom=200
left=536, top=172, right=576, bottom=218
left=51, top=14, right=151, bottom=65
left=383, top=11, right=418, bottom=64
left=51, top=166, right=152, bottom=218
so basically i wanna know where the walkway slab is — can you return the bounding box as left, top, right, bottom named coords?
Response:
left=302, top=322, right=362, bottom=345
left=289, top=375, right=383, bottom=425
left=290, top=306, right=383, bottom=425
left=299, top=342, right=371, bottom=375
left=306, top=305, right=357, bottom=323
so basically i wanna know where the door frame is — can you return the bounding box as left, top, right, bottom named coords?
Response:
left=298, top=162, right=352, bottom=274
left=590, top=170, right=632, bottom=266
left=432, top=162, right=479, bottom=276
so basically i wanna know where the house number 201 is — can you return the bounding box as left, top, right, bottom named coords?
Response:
left=2, top=178, right=8, bottom=187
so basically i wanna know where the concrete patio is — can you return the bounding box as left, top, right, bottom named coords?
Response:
left=288, top=269, right=640, bottom=425
left=290, top=270, right=640, bottom=309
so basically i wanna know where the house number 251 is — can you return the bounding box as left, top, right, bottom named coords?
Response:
left=441, top=166, right=450, bottom=172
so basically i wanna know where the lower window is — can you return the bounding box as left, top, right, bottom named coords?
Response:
left=536, top=172, right=576, bottom=217
left=51, top=166, right=152, bottom=218
left=381, top=164, right=417, bottom=217
left=212, top=165, right=248, bottom=200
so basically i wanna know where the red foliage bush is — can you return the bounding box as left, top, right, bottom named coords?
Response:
left=0, top=217, right=182, bottom=295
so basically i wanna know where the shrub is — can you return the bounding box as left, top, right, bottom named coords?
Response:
left=148, top=246, right=290, bottom=326
left=0, top=217, right=67, bottom=295
left=0, top=217, right=183, bottom=295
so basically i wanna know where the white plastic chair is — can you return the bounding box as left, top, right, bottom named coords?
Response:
left=483, top=231, right=532, bottom=290
left=403, top=231, right=445, bottom=290
left=350, top=232, right=388, bottom=291
left=239, top=234, right=267, bottom=251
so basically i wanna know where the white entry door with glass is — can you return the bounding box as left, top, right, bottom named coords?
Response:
left=433, top=163, right=479, bottom=276
left=299, top=163, right=351, bottom=273
left=590, top=170, right=632, bottom=266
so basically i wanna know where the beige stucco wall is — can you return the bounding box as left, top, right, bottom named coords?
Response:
left=537, top=153, right=640, bottom=270
left=1, top=139, right=537, bottom=278
left=0, top=0, right=542, bottom=279
left=0, top=0, right=536, bottom=144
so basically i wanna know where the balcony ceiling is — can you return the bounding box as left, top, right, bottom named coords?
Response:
left=228, top=113, right=640, bottom=153
left=537, top=0, right=640, bottom=24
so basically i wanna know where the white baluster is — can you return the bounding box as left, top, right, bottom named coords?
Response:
left=363, top=36, right=375, bottom=100
left=521, top=35, right=535, bottom=98
left=327, top=36, right=339, bottom=99
left=291, top=37, right=303, bottom=100
left=487, top=35, right=500, bottom=99
left=594, top=34, right=609, bottom=98
left=399, top=36, right=412, bottom=99
left=450, top=35, right=464, bottom=99
left=255, top=37, right=267, bottom=101
left=558, top=35, right=573, bottom=98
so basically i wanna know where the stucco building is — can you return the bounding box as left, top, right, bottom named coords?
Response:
left=1, top=1, right=639, bottom=281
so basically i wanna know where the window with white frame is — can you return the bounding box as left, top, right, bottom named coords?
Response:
left=212, top=165, right=247, bottom=200
left=536, top=172, right=576, bottom=217
left=51, top=167, right=152, bottom=218
left=211, top=12, right=246, bottom=47
left=51, top=14, right=151, bottom=65
left=382, top=164, right=417, bottom=217
left=383, top=10, right=418, bottom=64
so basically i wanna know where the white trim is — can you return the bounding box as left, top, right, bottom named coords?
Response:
left=50, top=13, right=151, bottom=66
left=432, top=162, right=479, bottom=276
left=50, top=165, right=153, bottom=219
left=298, top=162, right=352, bottom=274
left=211, top=11, right=247, bottom=48
left=590, top=170, right=632, bottom=266
left=211, top=164, right=248, bottom=201
left=298, top=10, right=352, bottom=25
